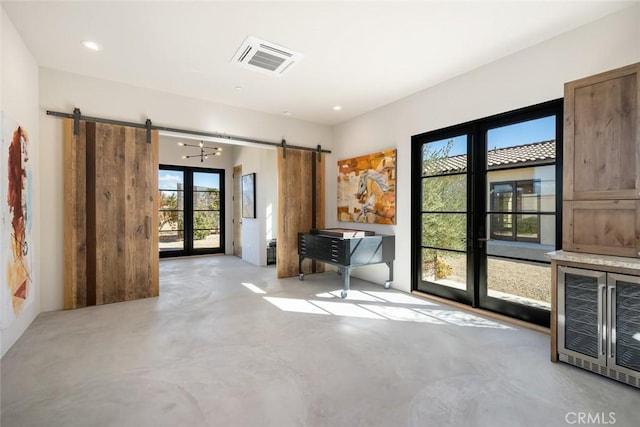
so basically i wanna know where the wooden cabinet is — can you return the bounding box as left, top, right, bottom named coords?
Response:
left=563, top=200, right=640, bottom=257
left=563, top=62, right=640, bottom=256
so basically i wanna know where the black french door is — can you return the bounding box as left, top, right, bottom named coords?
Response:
left=158, top=165, right=225, bottom=258
left=411, top=99, right=563, bottom=327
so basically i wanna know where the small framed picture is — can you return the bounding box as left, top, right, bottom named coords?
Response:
left=242, top=173, right=256, bottom=218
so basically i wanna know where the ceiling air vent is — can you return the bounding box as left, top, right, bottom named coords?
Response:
left=231, top=36, right=303, bottom=76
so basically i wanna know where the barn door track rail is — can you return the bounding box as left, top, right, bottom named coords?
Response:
left=47, top=108, right=331, bottom=156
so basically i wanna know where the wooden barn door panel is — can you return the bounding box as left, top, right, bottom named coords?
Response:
left=277, top=148, right=325, bottom=278
left=93, top=122, right=126, bottom=304
left=128, top=126, right=159, bottom=300
left=64, top=119, right=158, bottom=309
left=63, top=119, right=87, bottom=309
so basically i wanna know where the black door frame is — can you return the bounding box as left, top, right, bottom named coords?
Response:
left=411, top=124, right=476, bottom=306
left=411, top=99, right=563, bottom=326
left=159, top=164, right=225, bottom=258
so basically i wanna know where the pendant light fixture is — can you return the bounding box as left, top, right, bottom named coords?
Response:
left=179, top=141, right=222, bottom=162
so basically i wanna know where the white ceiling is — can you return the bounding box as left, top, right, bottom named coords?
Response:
left=3, top=1, right=634, bottom=126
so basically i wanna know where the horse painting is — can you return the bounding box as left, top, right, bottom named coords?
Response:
left=337, top=149, right=396, bottom=224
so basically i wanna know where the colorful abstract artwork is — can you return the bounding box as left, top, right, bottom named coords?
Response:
left=1, top=114, right=34, bottom=328
left=337, top=149, right=396, bottom=224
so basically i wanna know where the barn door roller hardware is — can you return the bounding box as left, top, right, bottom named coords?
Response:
left=72, top=107, right=81, bottom=135
left=145, top=119, right=153, bottom=144
left=47, top=108, right=332, bottom=153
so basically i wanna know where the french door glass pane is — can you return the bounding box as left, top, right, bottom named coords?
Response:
left=485, top=116, right=555, bottom=308
left=193, top=191, right=220, bottom=209
left=421, top=249, right=466, bottom=290
left=422, top=213, right=466, bottom=251
left=159, top=170, right=184, bottom=252
left=193, top=229, right=220, bottom=249
left=487, top=258, right=551, bottom=309
left=422, top=175, right=466, bottom=211
left=421, top=134, right=468, bottom=292
left=422, top=135, right=467, bottom=176
left=193, top=172, right=221, bottom=250
left=193, top=172, right=219, bottom=190
left=159, top=231, right=184, bottom=251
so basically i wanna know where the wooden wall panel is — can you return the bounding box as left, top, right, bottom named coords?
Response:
left=94, top=123, right=126, bottom=304
left=63, top=119, right=159, bottom=309
left=563, top=200, right=640, bottom=257
left=126, top=127, right=159, bottom=299
left=277, top=148, right=325, bottom=278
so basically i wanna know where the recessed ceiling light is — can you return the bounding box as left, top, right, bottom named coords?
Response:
left=282, top=111, right=292, bottom=116
left=235, top=86, right=243, bottom=91
left=81, top=40, right=102, bottom=51
left=333, top=105, right=342, bottom=111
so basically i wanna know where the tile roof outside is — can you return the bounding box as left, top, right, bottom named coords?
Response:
left=424, top=140, right=555, bottom=175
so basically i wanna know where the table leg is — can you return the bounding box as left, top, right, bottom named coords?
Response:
left=384, top=261, right=393, bottom=289
left=341, top=266, right=351, bottom=298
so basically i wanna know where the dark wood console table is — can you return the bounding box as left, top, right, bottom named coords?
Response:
left=298, top=229, right=395, bottom=298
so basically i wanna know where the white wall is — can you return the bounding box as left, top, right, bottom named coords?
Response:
left=1, top=8, right=40, bottom=357
left=39, top=69, right=332, bottom=312
left=232, top=145, right=278, bottom=266
left=329, top=5, right=640, bottom=293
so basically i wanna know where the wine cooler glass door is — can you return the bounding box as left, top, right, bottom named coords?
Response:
left=608, top=273, right=640, bottom=377
left=558, top=266, right=607, bottom=365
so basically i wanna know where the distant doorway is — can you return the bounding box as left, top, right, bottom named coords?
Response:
left=158, top=165, right=225, bottom=257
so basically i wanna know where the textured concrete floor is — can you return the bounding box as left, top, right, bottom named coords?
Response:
left=2, top=255, right=640, bottom=427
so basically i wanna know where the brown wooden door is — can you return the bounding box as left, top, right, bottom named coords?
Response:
left=63, top=119, right=159, bottom=309
left=277, top=148, right=325, bottom=278
left=233, top=165, right=242, bottom=258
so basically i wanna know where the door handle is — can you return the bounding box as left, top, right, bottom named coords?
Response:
left=599, top=283, right=606, bottom=356
left=145, top=216, right=151, bottom=240
left=608, top=284, right=616, bottom=360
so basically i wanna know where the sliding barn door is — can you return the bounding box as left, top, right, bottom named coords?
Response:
left=277, top=148, right=325, bottom=278
left=63, top=119, right=159, bottom=309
